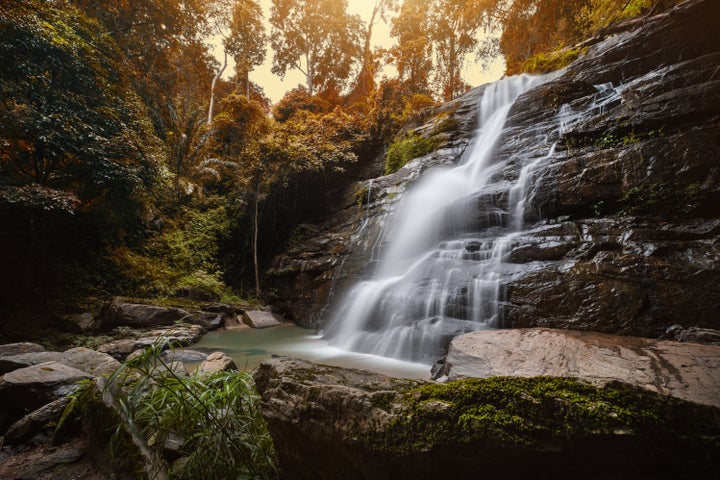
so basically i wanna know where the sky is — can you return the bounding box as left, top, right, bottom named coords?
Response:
left=211, top=0, right=505, bottom=105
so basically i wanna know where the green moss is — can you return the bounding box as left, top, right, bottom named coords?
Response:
left=367, top=377, right=720, bottom=455
left=384, top=133, right=442, bottom=175
left=356, top=187, right=370, bottom=208
left=521, top=47, right=587, bottom=74
left=618, top=181, right=700, bottom=216
left=431, top=110, right=459, bottom=135
left=370, top=392, right=397, bottom=412
left=563, top=126, right=666, bottom=151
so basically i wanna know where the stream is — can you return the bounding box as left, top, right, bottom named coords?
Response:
left=191, top=324, right=431, bottom=379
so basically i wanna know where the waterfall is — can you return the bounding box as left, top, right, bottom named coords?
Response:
left=323, top=75, right=545, bottom=364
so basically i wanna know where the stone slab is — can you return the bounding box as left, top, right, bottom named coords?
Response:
left=445, top=328, right=720, bottom=407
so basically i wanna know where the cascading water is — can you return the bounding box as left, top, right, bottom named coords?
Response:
left=324, top=75, right=547, bottom=364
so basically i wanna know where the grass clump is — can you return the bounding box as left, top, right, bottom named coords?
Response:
left=384, top=133, right=441, bottom=175
left=87, top=338, right=278, bottom=479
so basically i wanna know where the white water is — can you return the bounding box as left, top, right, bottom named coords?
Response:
left=324, top=75, right=545, bottom=363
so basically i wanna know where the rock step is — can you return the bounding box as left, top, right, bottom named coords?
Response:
left=444, top=327, right=720, bottom=408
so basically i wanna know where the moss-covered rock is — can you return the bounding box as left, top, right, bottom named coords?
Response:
left=254, top=357, right=720, bottom=480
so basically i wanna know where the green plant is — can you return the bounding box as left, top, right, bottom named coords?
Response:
left=105, top=338, right=278, bottom=479
left=592, top=200, right=605, bottom=216
left=384, top=133, right=441, bottom=175
left=356, top=187, right=370, bottom=208
left=520, top=47, right=587, bottom=74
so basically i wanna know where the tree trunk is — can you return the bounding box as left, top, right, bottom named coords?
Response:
left=306, top=51, right=314, bottom=96
left=208, top=49, right=228, bottom=124
left=253, top=192, right=260, bottom=297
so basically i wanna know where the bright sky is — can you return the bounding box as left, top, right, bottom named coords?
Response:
left=211, top=0, right=505, bottom=105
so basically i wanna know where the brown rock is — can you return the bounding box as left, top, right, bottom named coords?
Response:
left=0, top=347, right=119, bottom=376
left=444, top=328, right=720, bottom=408
left=0, top=342, right=45, bottom=357
left=103, top=299, right=191, bottom=328
left=254, top=356, right=720, bottom=480
left=197, top=352, right=237, bottom=374
left=3, top=397, right=70, bottom=444
left=0, top=362, right=90, bottom=412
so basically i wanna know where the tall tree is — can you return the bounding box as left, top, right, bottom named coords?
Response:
left=389, top=0, right=434, bottom=94
left=350, top=0, right=398, bottom=102
left=269, top=0, right=363, bottom=96
left=226, top=0, right=267, bottom=97
left=429, top=0, right=493, bottom=100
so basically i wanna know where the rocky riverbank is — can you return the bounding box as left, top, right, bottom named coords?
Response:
left=253, top=355, right=720, bottom=480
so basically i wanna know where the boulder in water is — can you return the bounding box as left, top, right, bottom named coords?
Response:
left=197, top=352, right=237, bottom=374
left=241, top=310, right=284, bottom=329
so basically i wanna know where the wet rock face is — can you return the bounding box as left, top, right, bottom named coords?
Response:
left=502, top=217, right=720, bottom=337
left=269, top=0, right=720, bottom=337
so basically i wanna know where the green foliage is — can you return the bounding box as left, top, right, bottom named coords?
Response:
left=394, top=93, right=438, bottom=126
left=108, top=197, right=237, bottom=300
left=520, top=47, right=587, bottom=74
left=498, top=0, right=681, bottom=75
left=385, top=133, right=441, bottom=175
left=0, top=0, right=164, bottom=212
left=101, top=338, right=277, bottom=479
left=618, top=181, right=700, bottom=217
left=356, top=187, right=371, bottom=208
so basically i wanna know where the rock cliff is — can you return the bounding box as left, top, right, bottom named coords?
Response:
left=267, top=0, right=720, bottom=345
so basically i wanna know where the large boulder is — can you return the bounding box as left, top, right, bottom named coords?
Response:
left=254, top=357, right=720, bottom=480
left=0, top=342, right=45, bottom=357
left=442, top=328, right=720, bottom=408
left=0, top=347, right=119, bottom=376
left=103, top=299, right=192, bottom=328
left=0, top=361, right=90, bottom=412
left=96, top=324, right=205, bottom=361
left=3, top=397, right=70, bottom=444
left=241, top=310, right=284, bottom=329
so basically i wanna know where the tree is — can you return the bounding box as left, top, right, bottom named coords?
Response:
left=389, top=0, right=434, bottom=95
left=497, top=0, right=588, bottom=74
left=349, top=0, right=398, bottom=103
left=201, top=94, right=272, bottom=296
left=429, top=0, right=494, bottom=100
left=0, top=0, right=162, bottom=213
left=0, top=0, right=165, bottom=306
left=270, top=0, right=363, bottom=96
left=226, top=0, right=267, bottom=97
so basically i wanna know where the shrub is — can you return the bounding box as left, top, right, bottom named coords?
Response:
left=384, top=133, right=441, bottom=175
left=520, top=47, right=587, bottom=74
left=102, top=338, right=278, bottom=479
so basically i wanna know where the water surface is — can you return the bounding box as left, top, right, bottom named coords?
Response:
left=192, top=324, right=431, bottom=380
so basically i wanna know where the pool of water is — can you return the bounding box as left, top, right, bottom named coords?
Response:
left=190, top=324, right=431, bottom=380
